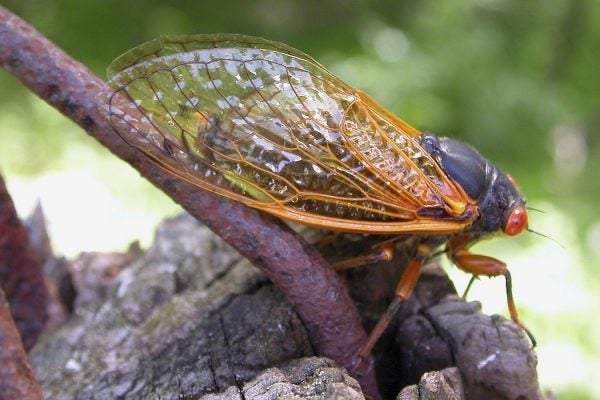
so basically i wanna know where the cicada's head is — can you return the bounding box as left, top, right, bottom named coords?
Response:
left=420, top=133, right=528, bottom=237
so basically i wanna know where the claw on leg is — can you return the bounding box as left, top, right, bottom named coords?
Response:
left=448, top=236, right=536, bottom=346
left=503, top=269, right=537, bottom=346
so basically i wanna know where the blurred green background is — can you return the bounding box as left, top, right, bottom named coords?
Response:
left=1, top=1, right=598, bottom=398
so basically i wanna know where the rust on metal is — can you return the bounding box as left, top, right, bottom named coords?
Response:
left=0, top=6, right=379, bottom=397
left=0, top=287, right=43, bottom=400
left=0, top=173, right=48, bottom=350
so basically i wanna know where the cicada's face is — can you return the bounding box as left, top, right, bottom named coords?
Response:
left=484, top=172, right=528, bottom=237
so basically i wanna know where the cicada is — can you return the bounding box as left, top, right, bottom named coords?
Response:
left=105, top=34, right=532, bottom=362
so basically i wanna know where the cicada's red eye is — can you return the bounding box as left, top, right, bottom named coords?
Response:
left=504, top=206, right=528, bottom=236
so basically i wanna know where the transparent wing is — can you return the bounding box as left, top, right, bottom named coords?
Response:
left=105, top=34, right=472, bottom=234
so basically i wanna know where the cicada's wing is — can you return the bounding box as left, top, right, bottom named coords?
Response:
left=105, top=34, right=473, bottom=234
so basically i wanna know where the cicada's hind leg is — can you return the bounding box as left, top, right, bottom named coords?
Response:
left=447, top=236, right=536, bottom=346
left=350, top=243, right=434, bottom=376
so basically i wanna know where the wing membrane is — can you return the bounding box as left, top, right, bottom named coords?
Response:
left=105, top=34, right=472, bottom=234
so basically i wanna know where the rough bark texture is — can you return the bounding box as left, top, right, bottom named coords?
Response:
left=396, top=368, right=464, bottom=400
left=203, top=357, right=364, bottom=400
left=30, top=213, right=543, bottom=399
left=30, top=214, right=312, bottom=399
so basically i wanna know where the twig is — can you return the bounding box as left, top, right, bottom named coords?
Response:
left=0, top=6, right=379, bottom=398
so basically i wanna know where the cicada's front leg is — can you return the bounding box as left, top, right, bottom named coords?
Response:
left=447, top=235, right=536, bottom=346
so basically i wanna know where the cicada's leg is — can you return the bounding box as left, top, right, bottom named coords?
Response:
left=332, top=243, right=394, bottom=272
left=312, top=232, right=342, bottom=247
left=351, top=243, right=433, bottom=375
left=462, top=274, right=478, bottom=299
left=448, top=236, right=536, bottom=346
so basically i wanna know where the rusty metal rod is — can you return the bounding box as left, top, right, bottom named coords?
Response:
left=0, top=6, right=379, bottom=397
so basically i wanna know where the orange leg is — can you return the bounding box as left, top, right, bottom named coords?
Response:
left=352, top=245, right=432, bottom=375
left=333, top=243, right=394, bottom=272
left=450, top=244, right=536, bottom=346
